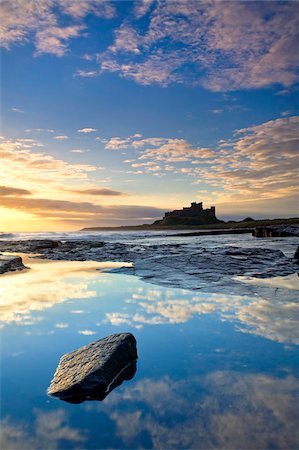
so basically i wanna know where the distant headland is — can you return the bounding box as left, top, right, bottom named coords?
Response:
left=80, top=202, right=299, bottom=232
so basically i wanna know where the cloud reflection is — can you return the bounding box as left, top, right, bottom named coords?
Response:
left=0, top=256, right=128, bottom=326
left=104, top=285, right=299, bottom=344
left=0, top=408, right=86, bottom=449
left=98, top=372, right=299, bottom=450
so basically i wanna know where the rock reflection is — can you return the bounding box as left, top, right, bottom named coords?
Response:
left=0, top=256, right=130, bottom=326
left=60, top=361, right=137, bottom=404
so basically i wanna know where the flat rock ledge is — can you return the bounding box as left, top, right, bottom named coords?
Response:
left=253, top=225, right=299, bottom=237
left=48, top=333, right=137, bottom=403
left=0, top=254, right=27, bottom=274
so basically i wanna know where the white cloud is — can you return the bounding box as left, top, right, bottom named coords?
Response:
left=0, top=259, right=101, bottom=325
left=78, top=329, right=97, bottom=335
left=0, top=136, right=96, bottom=191
left=77, top=128, right=97, bottom=133
left=104, top=280, right=299, bottom=344
left=1, top=409, right=86, bottom=449
left=35, top=25, right=83, bottom=57
left=104, top=137, right=133, bottom=149
left=55, top=322, right=69, bottom=328
left=0, top=0, right=115, bottom=56
left=210, top=109, right=224, bottom=114
left=111, top=116, right=299, bottom=202
left=70, top=149, right=90, bottom=153
left=11, top=107, right=24, bottom=113
left=54, top=135, right=69, bottom=140
left=106, top=373, right=299, bottom=449
left=96, top=1, right=299, bottom=91
left=76, top=69, right=98, bottom=77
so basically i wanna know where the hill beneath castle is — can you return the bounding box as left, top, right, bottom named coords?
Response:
left=80, top=202, right=299, bottom=232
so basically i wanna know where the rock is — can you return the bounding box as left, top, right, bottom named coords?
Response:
left=48, top=333, right=137, bottom=403
left=0, top=254, right=27, bottom=274
left=294, top=246, right=299, bottom=262
left=253, top=225, right=299, bottom=238
left=0, top=239, right=62, bottom=253
left=0, top=238, right=297, bottom=297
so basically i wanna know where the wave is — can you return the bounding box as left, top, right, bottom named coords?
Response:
left=0, top=232, right=17, bottom=239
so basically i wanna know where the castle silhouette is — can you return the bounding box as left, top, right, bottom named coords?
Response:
left=153, top=202, right=221, bottom=226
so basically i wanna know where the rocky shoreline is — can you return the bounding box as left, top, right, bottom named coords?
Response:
left=0, top=254, right=27, bottom=274
left=0, top=229, right=298, bottom=298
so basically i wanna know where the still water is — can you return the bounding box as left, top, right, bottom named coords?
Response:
left=1, top=255, right=299, bottom=449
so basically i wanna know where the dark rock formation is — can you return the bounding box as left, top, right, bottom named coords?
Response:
left=242, top=217, right=255, bottom=222
left=48, top=333, right=137, bottom=403
left=253, top=225, right=299, bottom=238
left=0, top=239, right=62, bottom=253
left=0, top=254, right=27, bottom=274
left=294, top=246, right=299, bottom=263
left=0, top=239, right=104, bottom=255
left=0, top=238, right=298, bottom=296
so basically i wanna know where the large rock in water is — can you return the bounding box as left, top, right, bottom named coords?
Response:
left=0, top=254, right=27, bottom=274
left=48, top=333, right=137, bottom=403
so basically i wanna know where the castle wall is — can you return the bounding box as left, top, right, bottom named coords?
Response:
left=162, top=202, right=219, bottom=225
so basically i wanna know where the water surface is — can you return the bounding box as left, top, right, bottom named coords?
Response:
left=1, top=254, right=298, bottom=449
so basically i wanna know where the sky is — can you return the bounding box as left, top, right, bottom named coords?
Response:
left=0, top=0, right=298, bottom=231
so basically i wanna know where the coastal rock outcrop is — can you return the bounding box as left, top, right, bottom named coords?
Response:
left=253, top=225, right=299, bottom=238
left=0, top=237, right=298, bottom=296
left=0, top=239, right=62, bottom=253
left=0, top=254, right=27, bottom=274
left=48, top=333, right=137, bottom=403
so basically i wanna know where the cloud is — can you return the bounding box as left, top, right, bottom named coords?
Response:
left=0, top=0, right=115, bottom=56
left=0, top=194, right=164, bottom=220
left=11, top=107, right=24, bottom=113
left=96, top=1, right=299, bottom=91
left=70, top=188, right=126, bottom=196
left=77, top=128, right=97, bottom=133
left=35, top=25, right=83, bottom=57
left=103, top=280, right=299, bottom=344
left=112, top=116, right=299, bottom=203
left=0, top=134, right=165, bottom=224
left=78, top=329, right=97, bottom=335
left=70, top=149, right=90, bottom=153
left=210, top=109, right=224, bottom=114
left=0, top=137, right=96, bottom=185
left=1, top=409, right=86, bottom=449
left=103, top=137, right=133, bottom=150
left=54, top=135, right=68, bottom=140
left=25, top=128, right=55, bottom=133
left=105, top=373, right=299, bottom=449
left=3, top=2, right=297, bottom=90
left=0, top=258, right=103, bottom=325
left=55, top=322, right=69, bottom=329
left=134, top=0, right=155, bottom=19
left=0, top=196, right=104, bottom=216
left=76, top=69, right=98, bottom=77
left=0, top=185, right=32, bottom=197
left=60, top=0, right=116, bottom=20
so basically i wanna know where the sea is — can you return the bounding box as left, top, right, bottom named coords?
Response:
left=0, top=230, right=298, bottom=449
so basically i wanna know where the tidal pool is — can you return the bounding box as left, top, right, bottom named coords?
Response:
left=1, top=256, right=298, bottom=449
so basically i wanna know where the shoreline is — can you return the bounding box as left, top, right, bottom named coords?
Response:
left=80, top=218, right=299, bottom=232
left=1, top=232, right=298, bottom=300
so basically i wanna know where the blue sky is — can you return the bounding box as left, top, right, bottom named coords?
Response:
left=1, top=0, right=298, bottom=230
